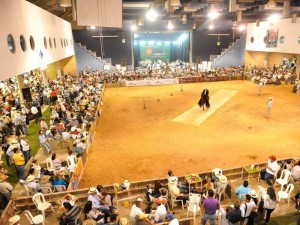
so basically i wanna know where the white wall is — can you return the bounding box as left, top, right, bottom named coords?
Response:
left=0, top=0, right=74, bottom=81
left=246, top=18, right=300, bottom=54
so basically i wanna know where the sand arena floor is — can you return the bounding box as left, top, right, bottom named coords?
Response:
left=79, top=80, right=300, bottom=188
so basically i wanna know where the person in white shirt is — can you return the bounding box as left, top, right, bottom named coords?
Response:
left=40, top=117, right=48, bottom=131
left=20, top=136, right=31, bottom=163
left=240, top=194, right=257, bottom=225
left=62, top=129, right=71, bottom=140
left=266, top=97, right=273, bottom=119
left=292, top=161, right=300, bottom=180
left=153, top=198, right=167, bottom=222
left=263, top=187, right=277, bottom=224
left=130, top=198, right=144, bottom=225
left=260, top=155, right=279, bottom=186
left=31, top=105, right=39, bottom=124
left=166, top=214, right=179, bottom=225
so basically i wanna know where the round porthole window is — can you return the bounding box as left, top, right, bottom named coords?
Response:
left=20, top=35, right=26, bottom=52
left=61, top=38, right=63, bottom=48
left=44, top=37, right=47, bottom=49
left=250, top=37, right=254, bottom=43
left=30, top=35, right=35, bottom=50
left=279, top=36, right=285, bottom=44
left=49, top=37, right=52, bottom=49
left=7, top=34, right=16, bottom=53
left=53, top=38, right=56, bottom=48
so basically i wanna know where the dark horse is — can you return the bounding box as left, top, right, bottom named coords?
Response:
left=198, top=89, right=210, bottom=110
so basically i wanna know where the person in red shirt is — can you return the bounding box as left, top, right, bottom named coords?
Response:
left=50, top=89, right=57, bottom=104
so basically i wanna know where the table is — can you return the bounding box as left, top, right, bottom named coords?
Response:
left=242, top=166, right=261, bottom=183
left=185, top=174, right=202, bottom=192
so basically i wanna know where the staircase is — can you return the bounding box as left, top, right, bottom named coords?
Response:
left=210, top=35, right=246, bottom=69
left=74, top=43, right=105, bottom=72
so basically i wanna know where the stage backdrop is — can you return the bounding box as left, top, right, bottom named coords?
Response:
left=140, top=44, right=170, bottom=61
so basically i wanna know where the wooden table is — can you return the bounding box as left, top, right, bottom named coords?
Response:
left=185, top=174, right=202, bottom=192
left=242, top=166, right=261, bottom=183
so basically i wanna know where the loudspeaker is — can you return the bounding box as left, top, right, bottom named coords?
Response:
left=22, top=88, right=32, bottom=102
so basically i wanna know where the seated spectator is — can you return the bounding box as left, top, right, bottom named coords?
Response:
left=282, top=159, right=293, bottom=171
left=84, top=200, right=108, bottom=223
left=62, top=129, right=71, bottom=140
left=109, top=214, right=120, bottom=225
left=295, top=190, right=300, bottom=211
left=61, top=194, right=78, bottom=206
left=165, top=214, right=178, bottom=225
left=73, top=143, right=83, bottom=156
left=0, top=174, right=13, bottom=208
left=167, top=170, right=188, bottom=193
left=52, top=153, right=66, bottom=171
left=88, top=187, right=110, bottom=212
left=59, top=202, right=82, bottom=225
left=130, top=198, right=144, bottom=225
left=24, top=174, right=41, bottom=192
left=40, top=117, right=48, bottom=130
left=168, top=177, right=188, bottom=205
left=235, top=180, right=252, bottom=200
left=53, top=175, right=69, bottom=189
left=292, top=161, right=300, bottom=181
left=102, top=190, right=117, bottom=213
left=260, top=155, right=280, bottom=186
left=153, top=198, right=167, bottom=222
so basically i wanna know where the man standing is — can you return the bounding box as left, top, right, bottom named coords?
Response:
left=201, top=190, right=219, bottom=225
left=240, top=194, right=257, bottom=225
left=226, top=203, right=242, bottom=225
left=258, top=81, right=263, bottom=96
left=12, top=148, right=25, bottom=180
left=31, top=104, right=39, bottom=124
left=20, top=135, right=31, bottom=164
left=260, top=155, right=280, bottom=186
left=266, top=97, right=273, bottom=119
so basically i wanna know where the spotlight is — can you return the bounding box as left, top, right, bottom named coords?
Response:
left=268, top=14, right=280, bottom=24
left=146, top=9, right=158, bottom=22
left=168, top=21, right=174, bottom=30
left=208, top=24, right=214, bottom=30
left=122, top=38, right=126, bottom=44
left=237, top=24, right=246, bottom=31
left=130, top=24, right=137, bottom=31
left=90, top=26, right=96, bottom=30
left=208, top=11, right=219, bottom=19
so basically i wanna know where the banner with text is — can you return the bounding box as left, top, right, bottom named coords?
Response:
left=140, top=44, right=170, bottom=61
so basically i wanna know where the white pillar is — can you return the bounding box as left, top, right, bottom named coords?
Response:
left=57, top=61, right=62, bottom=78
left=16, top=75, right=25, bottom=103
left=42, top=70, right=48, bottom=86
left=189, top=30, right=193, bottom=64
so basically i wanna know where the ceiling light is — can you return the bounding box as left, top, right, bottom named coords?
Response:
left=268, top=14, right=280, bottom=23
left=90, top=26, right=96, bottom=30
left=130, top=24, right=137, bottom=31
left=122, top=38, right=126, bottom=43
left=60, top=0, right=72, bottom=7
left=171, top=0, right=181, bottom=7
left=208, top=11, right=219, bottom=20
left=208, top=24, right=214, bottom=30
left=238, top=24, right=246, bottom=31
left=138, top=19, right=144, bottom=26
left=146, top=9, right=158, bottom=22
left=168, top=21, right=174, bottom=30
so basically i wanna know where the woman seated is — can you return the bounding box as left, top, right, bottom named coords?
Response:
left=52, top=153, right=66, bottom=171
left=84, top=200, right=108, bottom=223
left=59, top=202, right=81, bottom=225
left=53, top=175, right=69, bottom=190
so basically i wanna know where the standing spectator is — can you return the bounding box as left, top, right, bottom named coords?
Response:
left=260, top=155, right=280, bottom=186
left=40, top=117, right=48, bottom=131
left=264, top=187, right=277, bottom=224
left=258, top=81, right=263, bottom=96
left=38, top=130, right=52, bottom=153
left=31, top=104, right=39, bottom=124
left=240, top=194, right=257, bottom=225
left=0, top=174, right=13, bottom=208
left=13, top=113, right=23, bottom=137
left=1, top=138, right=10, bottom=166
left=12, top=148, right=25, bottom=180
left=266, top=97, right=273, bottom=119
left=20, top=135, right=31, bottom=164
left=226, top=203, right=242, bottom=225
left=201, top=190, right=220, bottom=225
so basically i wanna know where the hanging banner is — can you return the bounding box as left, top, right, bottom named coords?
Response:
left=140, top=44, right=170, bottom=61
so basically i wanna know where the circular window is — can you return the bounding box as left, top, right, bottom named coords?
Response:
left=263, top=36, right=267, bottom=44
left=29, top=36, right=35, bottom=50
left=53, top=38, right=56, bottom=48
left=7, top=34, right=16, bottom=53
left=298, top=37, right=300, bottom=44
left=61, top=38, right=63, bottom=48
left=279, top=36, right=285, bottom=44
left=49, top=37, right=52, bottom=49
left=250, top=37, right=254, bottom=43
left=20, top=35, right=26, bottom=52
left=44, top=37, right=47, bottom=49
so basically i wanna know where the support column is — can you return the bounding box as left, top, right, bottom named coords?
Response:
left=189, top=30, right=193, bottom=64
left=56, top=61, right=62, bottom=78
left=41, top=70, right=48, bottom=86
left=16, top=75, right=25, bottom=103
left=264, top=52, right=269, bottom=68
left=131, top=32, right=134, bottom=70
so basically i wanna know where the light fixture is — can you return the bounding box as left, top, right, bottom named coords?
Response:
left=90, top=26, right=96, bottom=30
left=208, top=11, right=219, bottom=20
left=138, top=19, right=144, bottom=26
left=237, top=24, right=246, bottom=31
left=193, top=23, right=196, bottom=30
left=122, top=32, right=125, bottom=43
left=208, top=24, right=214, bottom=30
left=60, top=0, right=72, bottom=7
left=181, top=15, right=187, bottom=24
left=168, top=21, right=174, bottom=30
left=130, top=21, right=137, bottom=31
left=268, top=14, right=280, bottom=23
left=146, top=9, right=158, bottom=22
left=170, top=0, right=181, bottom=7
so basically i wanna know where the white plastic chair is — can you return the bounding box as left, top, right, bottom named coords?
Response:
left=24, top=210, right=45, bottom=225
left=214, top=183, right=228, bottom=202
left=54, top=185, right=66, bottom=192
left=66, top=155, right=77, bottom=173
left=258, top=185, right=267, bottom=199
left=170, top=191, right=184, bottom=210
left=32, top=193, right=54, bottom=218
left=186, top=193, right=202, bottom=221
left=277, top=183, right=294, bottom=206
left=274, top=169, right=291, bottom=191
left=19, top=180, right=36, bottom=196
left=46, top=158, right=57, bottom=175
left=212, top=168, right=223, bottom=178
left=159, top=188, right=170, bottom=210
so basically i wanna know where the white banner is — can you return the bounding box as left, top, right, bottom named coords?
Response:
left=125, top=79, right=179, bottom=87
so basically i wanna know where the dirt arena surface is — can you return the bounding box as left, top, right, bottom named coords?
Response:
left=79, top=80, right=300, bottom=187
